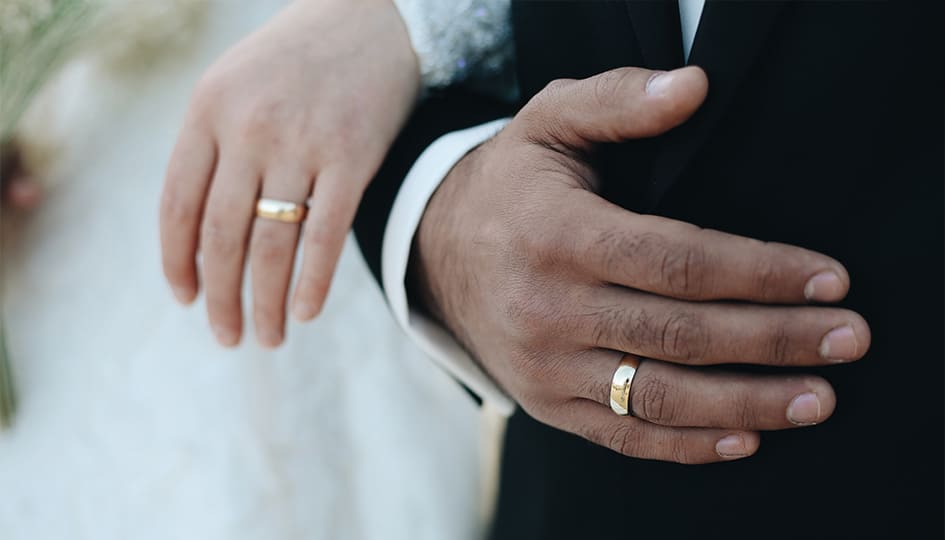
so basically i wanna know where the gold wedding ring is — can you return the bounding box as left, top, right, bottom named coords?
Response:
left=609, top=354, right=641, bottom=416
left=256, top=198, right=307, bottom=224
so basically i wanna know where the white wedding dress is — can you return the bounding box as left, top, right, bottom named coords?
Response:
left=0, top=1, right=509, bottom=538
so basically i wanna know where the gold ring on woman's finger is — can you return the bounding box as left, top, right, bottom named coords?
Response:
left=255, top=198, right=307, bottom=224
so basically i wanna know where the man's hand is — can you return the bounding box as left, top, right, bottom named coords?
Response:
left=413, top=66, right=870, bottom=464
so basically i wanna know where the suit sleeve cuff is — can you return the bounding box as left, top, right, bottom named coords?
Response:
left=381, top=118, right=515, bottom=416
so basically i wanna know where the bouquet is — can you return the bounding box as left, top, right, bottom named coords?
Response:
left=1, top=0, right=103, bottom=430
left=1, top=0, right=100, bottom=140
left=0, top=0, right=211, bottom=430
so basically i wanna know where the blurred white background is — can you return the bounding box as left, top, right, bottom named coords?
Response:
left=0, top=2, right=482, bottom=539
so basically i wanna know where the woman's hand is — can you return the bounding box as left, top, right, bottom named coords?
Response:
left=161, top=0, right=420, bottom=347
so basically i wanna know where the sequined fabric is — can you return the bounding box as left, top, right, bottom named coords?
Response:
left=395, top=0, right=514, bottom=98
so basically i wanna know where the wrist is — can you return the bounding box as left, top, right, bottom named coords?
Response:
left=293, top=0, right=421, bottom=95
left=385, top=0, right=423, bottom=100
left=409, top=143, right=486, bottom=346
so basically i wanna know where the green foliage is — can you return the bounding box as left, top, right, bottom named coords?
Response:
left=0, top=0, right=100, bottom=141
left=0, top=0, right=104, bottom=429
left=0, top=324, right=14, bottom=429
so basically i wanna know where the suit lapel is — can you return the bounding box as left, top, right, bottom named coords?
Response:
left=624, top=0, right=685, bottom=70
left=641, top=0, right=788, bottom=210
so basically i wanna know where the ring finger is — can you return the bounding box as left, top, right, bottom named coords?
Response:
left=249, top=166, right=313, bottom=347
left=553, top=350, right=836, bottom=430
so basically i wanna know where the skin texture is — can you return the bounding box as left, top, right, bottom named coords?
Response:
left=161, top=0, right=420, bottom=348
left=413, top=66, right=871, bottom=464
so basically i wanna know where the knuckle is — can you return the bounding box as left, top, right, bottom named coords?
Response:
left=165, top=149, right=195, bottom=184
left=543, top=77, right=574, bottom=93
left=501, top=285, right=563, bottom=346
left=588, top=228, right=659, bottom=281
left=589, top=227, right=628, bottom=274
left=594, top=304, right=654, bottom=353
left=303, top=220, right=339, bottom=252
left=201, top=218, right=240, bottom=260
left=766, top=322, right=793, bottom=366
left=522, top=350, right=606, bottom=405
left=253, top=227, right=293, bottom=263
left=518, top=349, right=559, bottom=384
left=191, top=72, right=227, bottom=118
left=588, top=302, right=622, bottom=346
left=521, top=224, right=573, bottom=269
left=630, top=372, right=676, bottom=424
left=296, top=262, right=330, bottom=294
left=505, top=348, right=548, bottom=392
left=592, top=70, right=626, bottom=109
left=591, top=68, right=638, bottom=113
left=577, top=366, right=612, bottom=407
left=605, top=423, right=643, bottom=458
left=658, top=242, right=708, bottom=298
left=732, top=391, right=758, bottom=429
left=518, top=78, right=574, bottom=137
left=160, top=189, right=193, bottom=228
left=517, top=395, right=559, bottom=427
left=238, top=102, right=281, bottom=143
left=751, top=252, right=783, bottom=301
left=534, top=78, right=574, bottom=107
left=200, top=85, right=296, bottom=147
left=595, top=229, right=707, bottom=298
left=504, top=353, right=571, bottom=419
left=669, top=434, right=699, bottom=464
left=658, top=311, right=710, bottom=363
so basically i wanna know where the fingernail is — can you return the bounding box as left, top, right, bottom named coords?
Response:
left=213, top=325, right=239, bottom=347
left=819, top=325, right=859, bottom=362
left=716, top=434, right=749, bottom=458
left=787, top=392, right=822, bottom=425
left=804, top=271, right=844, bottom=302
left=257, top=329, right=283, bottom=349
left=292, top=301, right=319, bottom=321
left=645, top=71, right=674, bottom=96
left=171, top=286, right=194, bottom=305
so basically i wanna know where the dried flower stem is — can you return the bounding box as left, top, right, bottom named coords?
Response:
left=1, top=0, right=99, bottom=141
left=1, top=0, right=104, bottom=430
left=0, top=324, right=14, bottom=429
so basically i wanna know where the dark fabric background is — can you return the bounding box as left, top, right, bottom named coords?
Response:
left=355, top=2, right=944, bottom=537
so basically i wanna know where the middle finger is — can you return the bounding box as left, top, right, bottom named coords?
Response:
left=581, top=286, right=870, bottom=366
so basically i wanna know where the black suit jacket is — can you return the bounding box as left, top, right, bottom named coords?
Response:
left=354, top=1, right=944, bottom=538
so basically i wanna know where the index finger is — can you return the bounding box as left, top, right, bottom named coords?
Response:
left=160, top=121, right=217, bottom=304
left=563, top=190, right=849, bottom=304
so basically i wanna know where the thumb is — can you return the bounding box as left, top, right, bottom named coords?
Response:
left=517, top=66, right=708, bottom=150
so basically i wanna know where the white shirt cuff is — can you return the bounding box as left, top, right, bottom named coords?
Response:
left=381, top=118, right=515, bottom=416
